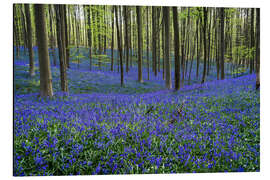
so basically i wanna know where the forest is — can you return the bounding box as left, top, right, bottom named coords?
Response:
left=13, top=4, right=260, bottom=175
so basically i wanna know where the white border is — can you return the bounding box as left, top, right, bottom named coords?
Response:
left=1, top=0, right=269, bottom=180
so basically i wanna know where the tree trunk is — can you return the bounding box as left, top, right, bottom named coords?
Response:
left=255, top=8, right=260, bottom=89
left=115, top=6, right=124, bottom=86
left=173, top=7, right=180, bottom=90
left=220, top=8, right=225, bottom=80
left=55, top=5, right=68, bottom=92
left=201, top=7, right=207, bottom=84
left=111, top=6, right=114, bottom=71
left=24, top=4, right=35, bottom=77
left=196, top=18, right=200, bottom=79
left=87, top=6, right=92, bottom=71
left=64, top=6, right=70, bottom=69
left=250, top=8, right=254, bottom=74
left=163, top=7, right=172, bottom=89
left=124, top=6, right=129, bottom=73
left=48, top=5, right=57, bottom=67
left=136, top=6, right=143, bottom=83
left=34, top=4, right=53, bottom=97
left=152, top=6, right=157, bottom=76
left=146, top=7, right=150, bottom=80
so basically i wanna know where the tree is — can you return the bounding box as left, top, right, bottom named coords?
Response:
left=255, top=8, right=260, bottom=89
left=48, top=5, right=57, bottom=66
left=220, top=8, right=225, bottom=80
left=146, top=6, right=150, bottom=80
left=124, top=6, right=130, bottom=73
left=152, top=6, right=157, bottom=76
left=173, top=7, right=180, bottom=90
left=24, top=4, right=35, bottom=77
left=55, top=5, right=68, bottom=92
left=201, top=7, right=208, bottom=84
left=111, top=6, right=114, bottom=71
left=115, top=6, right=124, bottom=86
left=250, top=8, right=255, bottom=74
left=180, top=8, right=186, bottom=87
left=34, top=4, right=53, bottom=97
left=163, top=6, right=172, bottom=89
left=136, top=6, right=143, bottom=83
left=87, top=5, right=92, bottom=71
left=64, top=6, right=70, bottom=69
left=196, top=11, right=200, bottom=79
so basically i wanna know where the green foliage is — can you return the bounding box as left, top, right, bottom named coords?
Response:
left=231, top=67, right=247, bottom=76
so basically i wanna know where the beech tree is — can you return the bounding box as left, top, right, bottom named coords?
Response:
left=55, top=5, right=68, bottom=92
left=220, top=8, right=225, bottom=80
left=173, top=7, right=180, bottom=90
left=255, top=8, right=260, bottom=89
left=34, top=4, right=53, bottom=97
left=115, top=6, right=124, bottom=86
left=24, top=4, right=35, bottom=77
left=136, top=6, right=143, bottom=83
left=163, top=6, right=172, bottom=89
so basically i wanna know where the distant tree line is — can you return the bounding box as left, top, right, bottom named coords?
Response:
left=13, top=4, right=260, bottom=97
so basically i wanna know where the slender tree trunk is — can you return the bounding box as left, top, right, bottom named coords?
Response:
left=34, top=4, right=53, bottom=97
left=146, top=7, right=150, bottom=80
left=215, top=8, right=220, bottom=80
left=20, top=6, right=27, bottom=56
left=162, top=15, right=165, bottom=80
left=103, top=6, right=107, bottom=54
left=48, top=5, right=57, bottom=66
left=24, top=4, right=35, bottom=77
left=201, top=7, right=207, bottom=84
left=152, top=6, right=157, bottom=76
left=136, top=6, right=143, bottom=83
left=180, top=8, right=186, bottom=87
left=173, top=7, right=180, bottom=90
left=115, top=6, right=124, bottom=86
left=255, top=8, right=260, bottom=89
left=97, top=7, right=102, bottom=70
left=163, top=7, right=172, bottom=89
left=55, top=5, right=68, bottom=92
left=207, top=8, right=212, bottom=76
left=157, top=7, right=161, bottom=73
left=220, top=8, right=225, bottom=80
left=196, top=18, right=200, bottom=79
left=124, top=6, right=129, bottom=73
left=111, top=6, right=114, bottom=71
left=188, top=35, right=196, bottom=85
left=13, top=5, right=20, bottom=59
left=250, top=8, right=255, bottom=74
left=64, top=6, right=70, bottom=68
left=87, top=5, right=92, bottom=70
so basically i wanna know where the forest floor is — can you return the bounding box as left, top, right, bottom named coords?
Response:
left=13, top=49, right=260, bottom=175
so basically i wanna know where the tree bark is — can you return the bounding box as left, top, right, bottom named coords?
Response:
left=34, top=4, right=53, bottom=97
left=220, top=8, right=225, bottom=80
left=55, top=5, right=68, bottom=92
left=146, top=7, right=150, bottom=80
left=250, top=8, right=255, bottom=74
left=87, top=5, right=92, bottom=71
left=136, top=6, right=143, bottom=83
left=124, top=6, right=129, bottom=73
left=173, top=7, right=180, bottom=90
left=111, top=6, right=114, bottom=71
left=201, top=7, right=207, bottom=84
left=163, top=7, right=172, bottom=89
left=152, top=6, right=157, bottom=76
left=64, top=5, right=70, bottom=68
left=24, top=4, right=35, bottom=77
left=255, top=8, right=260, bottom=89
left=115, top=6, right=124, bottom=86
